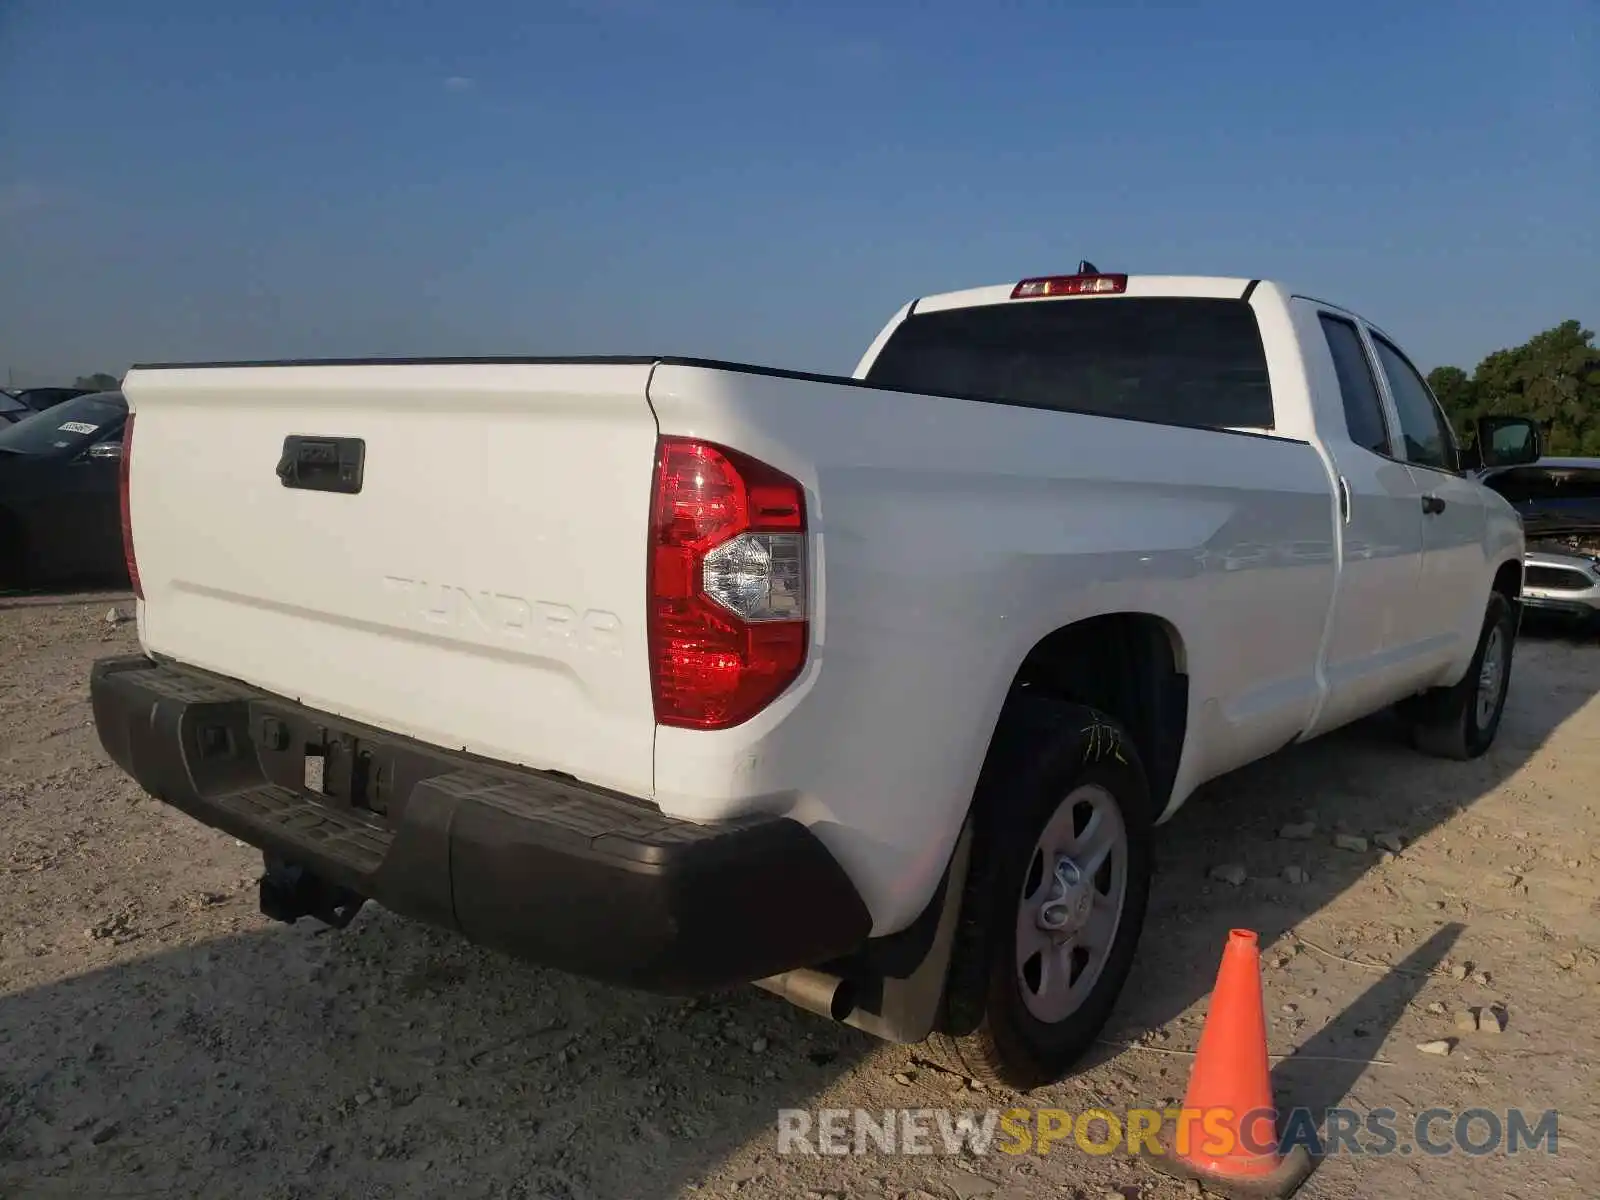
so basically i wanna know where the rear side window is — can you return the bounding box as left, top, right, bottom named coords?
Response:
left=1318, top=314, right=1391, bottom=455
left=863, top=297, right=1274, bottom=431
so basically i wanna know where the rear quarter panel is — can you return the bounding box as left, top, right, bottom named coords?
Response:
left=645, top=364, right=1335, bottom=933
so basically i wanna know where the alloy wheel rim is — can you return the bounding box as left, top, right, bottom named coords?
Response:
left=1015, top=783, right=1129, bottom=1024
left=1476, top=625, right=1506, bottom=730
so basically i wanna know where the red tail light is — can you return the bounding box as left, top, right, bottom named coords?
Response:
left=118, top=413, right=143, bottom=599
left=648, top=437, right=808, bottom=729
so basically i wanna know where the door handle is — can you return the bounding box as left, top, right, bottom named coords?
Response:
left=1421, top=494, right=1446, bottom=515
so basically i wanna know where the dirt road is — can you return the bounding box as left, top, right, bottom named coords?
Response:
left=2, top=593, right=1597, bottom=1199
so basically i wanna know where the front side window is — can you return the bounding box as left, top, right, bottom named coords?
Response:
left=1371, top=335, right=1458, bottom=473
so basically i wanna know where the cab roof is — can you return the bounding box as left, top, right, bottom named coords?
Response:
left=911, top=274, right=1260, bottom=314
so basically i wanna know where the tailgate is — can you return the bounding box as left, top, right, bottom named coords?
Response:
left=121, top=361, right=662, bottom=798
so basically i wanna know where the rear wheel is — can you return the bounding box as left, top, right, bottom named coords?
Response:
left=925, top=698, right=1153, bottom=1091
left=1400, top=590, right=1516, bottom=760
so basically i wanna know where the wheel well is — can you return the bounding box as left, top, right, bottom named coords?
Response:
left=1492, top=558, right=1523, bottom=621
left=1492, top=558, right=1522, bottom=600
left=1008, top=613, right=1189, bottom=813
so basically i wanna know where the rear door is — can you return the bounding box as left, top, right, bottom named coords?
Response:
left=1304, top=310, right=1428, bottom=733
left=1365, top=330, right=1490, bottom=670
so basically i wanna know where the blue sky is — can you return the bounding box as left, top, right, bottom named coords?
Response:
left=1, top=0, right=1593, bottom=384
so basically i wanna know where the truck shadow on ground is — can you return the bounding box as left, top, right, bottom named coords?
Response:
left=1076, top=628, right=1595, bottom=1103
left=0, top=631, right=1592, bottom=1200
left=0, top=912, right=883, bottom=1200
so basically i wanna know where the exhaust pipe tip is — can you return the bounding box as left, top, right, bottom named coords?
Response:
left=753, top=968, right=857, bottom=1023
left=824, top=977, right=858, bottom=1022
left=825, top=972, right=864, bottom=1017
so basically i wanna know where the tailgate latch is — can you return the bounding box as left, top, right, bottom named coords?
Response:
left=277, top=435, right=365, bottom=494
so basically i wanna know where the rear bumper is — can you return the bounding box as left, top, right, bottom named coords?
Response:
left=89, top=654, right=872, bottom=994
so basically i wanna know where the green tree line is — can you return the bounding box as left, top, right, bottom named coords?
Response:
left=1427, top=320, right=1600, bottom=457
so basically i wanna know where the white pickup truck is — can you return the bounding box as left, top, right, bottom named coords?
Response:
left=92, top=269, right=1540, bottom=1091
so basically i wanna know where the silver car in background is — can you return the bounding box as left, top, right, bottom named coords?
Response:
left=1477, top=457, right=1600, bottom=629
left=1521, top=548, right=1600, bottom=623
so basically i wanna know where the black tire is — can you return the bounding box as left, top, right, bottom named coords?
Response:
left=924, top=697, right=1153, bottom=1092
left=1400, top=590, right=1516, bottom=760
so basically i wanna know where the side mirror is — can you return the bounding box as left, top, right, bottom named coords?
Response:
left=84, top=440, right=124, bottom=462
left=1472, top=416, right=1541, bottom=469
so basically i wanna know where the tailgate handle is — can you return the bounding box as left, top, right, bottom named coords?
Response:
left=276, top=435, right=365, bottom=494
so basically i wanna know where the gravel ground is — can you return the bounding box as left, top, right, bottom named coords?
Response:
left=2, top=592, right=1598, bottom=1200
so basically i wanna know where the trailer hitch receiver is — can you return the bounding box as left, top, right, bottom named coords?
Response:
left=258, top=856, right=368, bottom=929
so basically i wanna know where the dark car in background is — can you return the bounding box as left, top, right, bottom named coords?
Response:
left=0, top=391, right=35, bottom=425
left=1478, top=457, right=1600, bottom=556
left=6, top=386, right=94, bottom=413
left=0, top=391, right=131, bottom=590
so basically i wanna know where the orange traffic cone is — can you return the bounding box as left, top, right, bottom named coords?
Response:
left=1146, top=929, right=1314, bottom=1199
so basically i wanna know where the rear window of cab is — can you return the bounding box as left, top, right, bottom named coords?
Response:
left=864, top=297, right=1274, bottom=432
